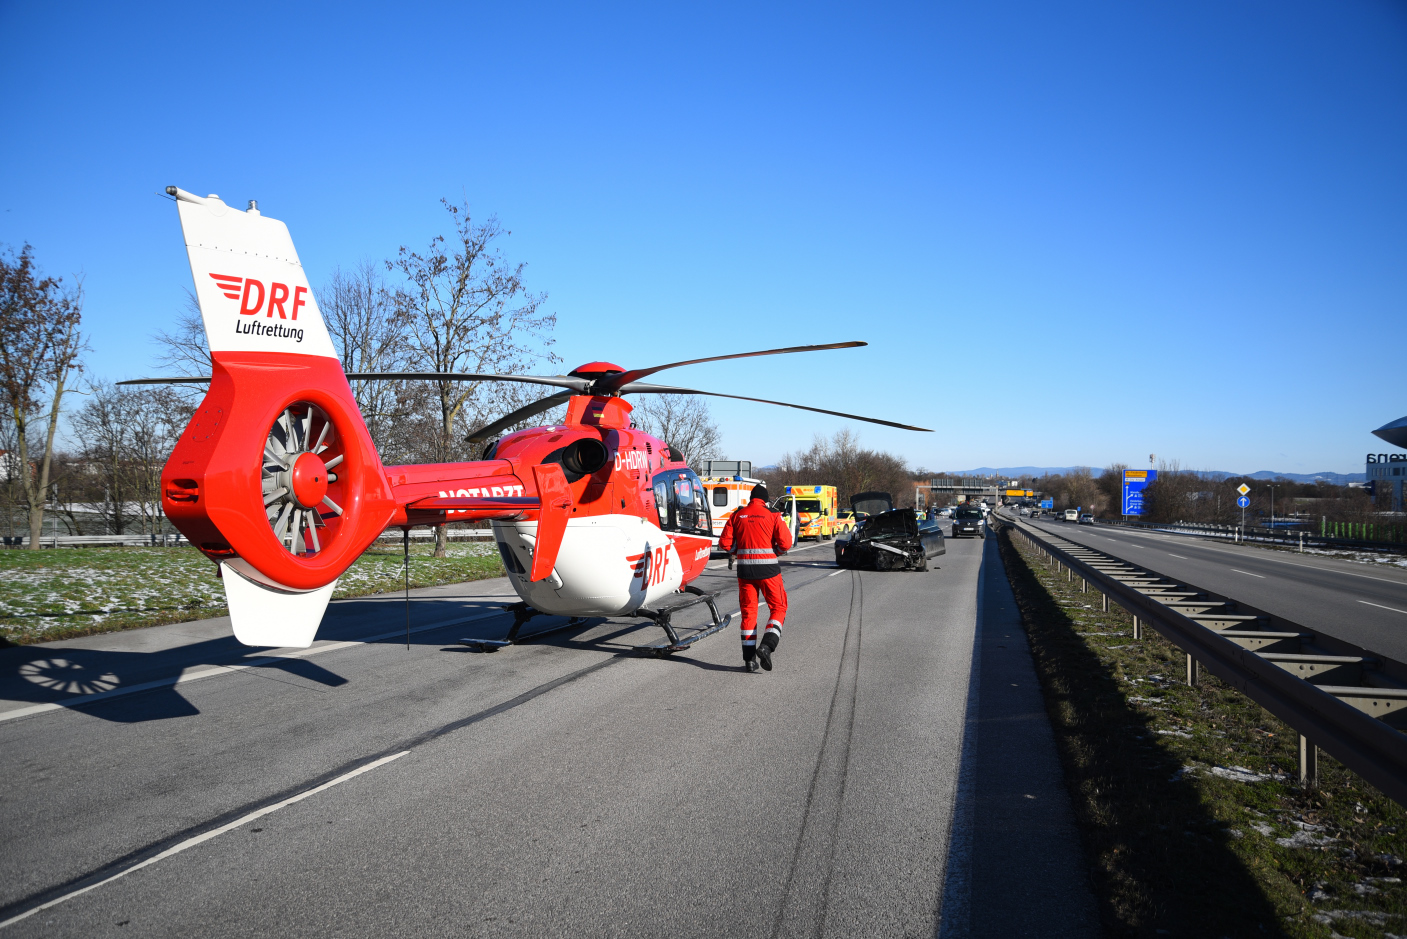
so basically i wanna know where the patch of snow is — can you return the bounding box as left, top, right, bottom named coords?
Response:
left=1311, top=910, right=1399, bottom=926
left=1210, top=765, right=1284, bottom=783
left=1276, top=821, right=1338, bottom=848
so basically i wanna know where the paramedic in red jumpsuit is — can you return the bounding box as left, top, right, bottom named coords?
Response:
left=717, top=484, right=792, bottom=672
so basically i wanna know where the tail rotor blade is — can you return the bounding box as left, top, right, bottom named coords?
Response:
left=617, top=381, right=932, bottom=432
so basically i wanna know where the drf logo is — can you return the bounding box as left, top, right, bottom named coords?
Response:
left=632, top=545, right=672, bottom=587
left=210, top=274, right=309, bottom=320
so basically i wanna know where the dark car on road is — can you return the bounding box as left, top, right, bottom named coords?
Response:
left=835, top=491, right=945, bottom=571
left=950, top=505, right=984, bottom=538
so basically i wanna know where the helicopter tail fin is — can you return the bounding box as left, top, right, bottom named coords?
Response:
left=160, top=187, right=396, bottom=648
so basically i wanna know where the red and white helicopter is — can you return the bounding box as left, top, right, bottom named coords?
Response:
left=126, top=187, right=930, bottom=652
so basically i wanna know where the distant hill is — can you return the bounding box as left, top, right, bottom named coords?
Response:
left=937, top=467, right=1365, bottom=484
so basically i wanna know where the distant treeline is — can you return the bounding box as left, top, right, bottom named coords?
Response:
left=1010, top=464, right=1378, bottom=525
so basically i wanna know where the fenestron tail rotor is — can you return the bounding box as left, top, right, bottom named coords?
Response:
left=261, top=403, right=346, bottom=555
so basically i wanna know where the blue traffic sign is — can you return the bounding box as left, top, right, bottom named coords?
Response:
left=1122, top=470, right=1157, bottom=515
left=1236, top=496, right=1250, bottom=508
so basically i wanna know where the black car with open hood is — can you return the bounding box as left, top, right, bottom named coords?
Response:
left=834, top=491, right=945, bottom=571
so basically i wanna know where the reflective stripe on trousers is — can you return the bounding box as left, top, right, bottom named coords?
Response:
left=738, top=575, right=787, bottom=641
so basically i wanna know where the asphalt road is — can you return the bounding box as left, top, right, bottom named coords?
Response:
left=0, top=530, right=1096, bottom=938
left=1023, top=516, right=1407, bottom=663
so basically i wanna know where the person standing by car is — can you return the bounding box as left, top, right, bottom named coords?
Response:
left=718, top=483, right=793, bottom=672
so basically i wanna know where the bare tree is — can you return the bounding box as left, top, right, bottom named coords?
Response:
left=150, top=290, right=210, bottom=403
left=389, top=199, right=558, bottom=555
left=321, top=261, right=407, bottom=458
left=0, top=407, right=23, bottom=537
left=0, top=244, right=86, bottom=548
left=770, top=430, right=912, bottom=507
left=629, top=395, right=722, bottom=471
left=124, top=386, right=186, bottom=533
left=69, top=381, right=189, bottom=535
left=72, top=380, right=133, bottom=533
left=1097, top=463, right=1128, bottom=516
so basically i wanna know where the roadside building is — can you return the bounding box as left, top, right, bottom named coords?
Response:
left=1369, top=416, right=1407, bottom=512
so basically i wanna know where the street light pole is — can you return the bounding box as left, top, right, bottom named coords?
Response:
left=1269, top=485, right=1276, bottom=528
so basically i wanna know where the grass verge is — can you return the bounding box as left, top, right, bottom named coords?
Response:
left=0, top=541, right=504, bottom=645
left=996, top=525, right=1407, bottom=938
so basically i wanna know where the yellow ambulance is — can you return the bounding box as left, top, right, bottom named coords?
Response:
left=780, top=485, right=839, bottom=540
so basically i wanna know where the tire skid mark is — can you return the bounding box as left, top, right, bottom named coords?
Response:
left=772, top=570, right=863, bottom=939
left=0, top=566, right=842, bottom=926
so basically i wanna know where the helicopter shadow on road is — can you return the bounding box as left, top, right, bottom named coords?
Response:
left=440, top=612, right=703, bottom=658
left=0, top=637, right=348, bottom=724
left=0, top=596, right=519, bottom=724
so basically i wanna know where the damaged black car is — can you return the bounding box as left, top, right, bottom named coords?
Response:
left=833, top=491, right=946, bottom=571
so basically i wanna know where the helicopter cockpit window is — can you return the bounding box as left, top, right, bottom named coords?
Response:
left=674, top=476, right=697, bottom=531
left=651, top=470, right=712, bottom=535
left=653, top=479, right=670, bottom=528
left=692, top=478, right=712, bottom=532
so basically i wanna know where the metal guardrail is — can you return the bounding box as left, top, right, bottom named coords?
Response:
left=2, top=533, right=186, bottom=548
left=1092, top=516, right=1407, bottom=553
left=373, top=529, right=494, bottom=542
left=4, top=528, right=498, bottom=549
left=992, top=512, right=1407, bottom=806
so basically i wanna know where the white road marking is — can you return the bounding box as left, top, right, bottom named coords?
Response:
left=1168, top=554, right=1188, bottom=560
left=1359, top=600, right=1407, bottom=616
left=1230, top=569, right=1265, bottom=578
left=0, top=609, right=507, bottom=724
left=0, top=751, right=409, bottom=930
left=828, top=570, right=844, bottom=577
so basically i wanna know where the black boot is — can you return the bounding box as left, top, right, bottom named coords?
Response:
left=743, top=647, right=760, bottom=672
left=757, top=633, right=778, bottom=671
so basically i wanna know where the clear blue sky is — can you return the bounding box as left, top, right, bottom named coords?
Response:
left=3, top=1, right=1404, bottom=474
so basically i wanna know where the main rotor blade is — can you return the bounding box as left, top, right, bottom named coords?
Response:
left=465, top=390, right=576, bottom=443
left=347, top=372, right=590, bottom=392
left=617, top=381, right=932, bottom=432
left=118, top=372, right=591, bottom=391
left=116, top=377, right=208, bottom=385
left=594, top=341, right=866, bottom=394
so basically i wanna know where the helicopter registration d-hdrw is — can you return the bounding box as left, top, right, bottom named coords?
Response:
left=123, top=187, right=931, bottom=652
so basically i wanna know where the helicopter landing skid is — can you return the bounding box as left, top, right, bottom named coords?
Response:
left=635, top=585, right=734, bottom=657
left=458, top=602, right=589, bottom=652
